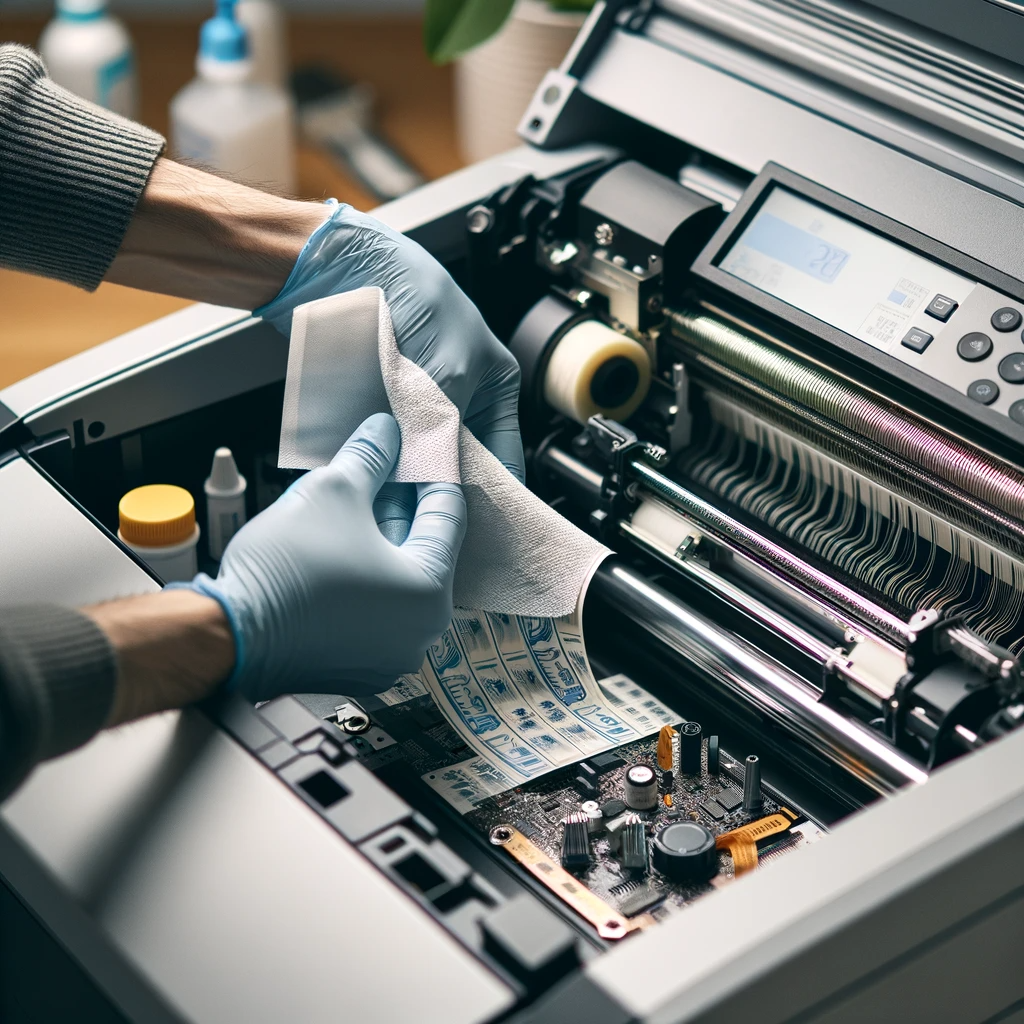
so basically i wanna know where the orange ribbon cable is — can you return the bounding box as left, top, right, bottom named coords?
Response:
left=657, top=724, right=677, bottom=772
left=715, top=811, right=795, bottom=877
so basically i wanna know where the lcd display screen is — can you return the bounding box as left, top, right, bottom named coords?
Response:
left=719, top=187, right=975, bottom=352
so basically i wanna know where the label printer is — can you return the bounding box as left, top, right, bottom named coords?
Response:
left=2, top=2, right=1024, bottom=1021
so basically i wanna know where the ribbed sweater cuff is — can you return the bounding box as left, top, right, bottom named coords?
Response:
left=0, top=604, right=117, bottom=802
left=0, top=44, right=165, bottom=290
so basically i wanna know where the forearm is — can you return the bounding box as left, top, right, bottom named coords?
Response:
left=83, top=589, right=235, bottom=727
left=106, top=158, right=330, bottom=309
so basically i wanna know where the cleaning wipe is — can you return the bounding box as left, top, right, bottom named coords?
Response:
left=279, top=287, right=669, bottom=810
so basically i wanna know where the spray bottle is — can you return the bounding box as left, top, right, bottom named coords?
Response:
left=38, top=0, right=137, bottom=118
left=170, top=0, right=295, bottom=193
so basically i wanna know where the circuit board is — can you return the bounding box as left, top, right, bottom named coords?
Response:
left=463, top=732, right=824, bottom=925
left=357, top=693, right=825, bottom=930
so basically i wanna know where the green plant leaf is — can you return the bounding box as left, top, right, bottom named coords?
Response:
left=423, top=0, right=518, bottom=64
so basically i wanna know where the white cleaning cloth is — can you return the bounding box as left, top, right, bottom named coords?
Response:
left=279, top=287, right=609, bottom=617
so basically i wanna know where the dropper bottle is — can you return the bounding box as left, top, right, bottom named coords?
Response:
left=205, top=447, right=248, bottom=560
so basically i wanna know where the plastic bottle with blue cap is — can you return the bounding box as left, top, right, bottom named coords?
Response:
left=170, top=0, right=295, bottom=193
left=38, top=0, right=137, bottom=118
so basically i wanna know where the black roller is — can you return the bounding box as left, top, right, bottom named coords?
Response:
left=651, top=821, right=718, bottom=883
left=507, top=295, right=587, bottom=411
left=707, top=735, right=721, bottom=775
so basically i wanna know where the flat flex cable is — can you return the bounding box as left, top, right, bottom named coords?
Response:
left=490, top=824, right=651, bottom=939
left=716, top=812, right=795, bottom=876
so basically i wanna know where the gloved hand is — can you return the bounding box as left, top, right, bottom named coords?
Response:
left=256, top=201, right=525, bottom=481
left=188, top=414, right=466, bottom=702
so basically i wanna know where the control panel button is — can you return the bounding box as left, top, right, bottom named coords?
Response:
left=925, top=294, right=958, bottom=321
left=967, top=379, right=1000, bottom=405
left=999, top=353, right=1024, bottom=383
left=1010, top=400, right=1024, bottom=426
left=900, top=326, right=933, bottom=353
left=958, top=332, right=993, bottom=361
left=991, top=307, right=1022, bottom=332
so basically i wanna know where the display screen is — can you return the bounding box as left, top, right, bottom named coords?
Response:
left=718, top=188, right=975, bottom=352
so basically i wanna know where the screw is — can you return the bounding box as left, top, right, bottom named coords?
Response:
left=341, top=714, right=370, bottom=735
left=646, top=293, right=663, bottom=314
left=466, top=205, right=494, bottom=234
left=594, top=222, right=614, bottom=246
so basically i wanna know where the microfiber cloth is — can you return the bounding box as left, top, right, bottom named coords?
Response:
left=278, top=287, right=609, bottom=617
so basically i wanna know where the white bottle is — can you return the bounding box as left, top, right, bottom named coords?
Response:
left=205, top=447, right=248, bottom=560
left=236, top=0, right=288, bottom=88
left=170, top=0, right=296, bottom=194
left=38, top=0, right=138, bottom=119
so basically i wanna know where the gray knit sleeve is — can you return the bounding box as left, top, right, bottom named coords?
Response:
left=0, top=605, right=117, bottom=802
left=0, top=44, right=165, bottom=291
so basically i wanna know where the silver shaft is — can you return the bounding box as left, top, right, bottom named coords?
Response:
left=592, top=562, right=929, bottom=795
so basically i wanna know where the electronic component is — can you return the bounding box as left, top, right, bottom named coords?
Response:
left=679, top=721, right=702, bottom=775
left=743, top=754, right=763, bottom=813
left=716, top=787, right=743, bottom=812
left=600, top=798, right=626, bottom=818
left=588, top=752, right=626, bottom=774
left=561, top=812, right=591, bottom=871
left=490, top=824, right=643, bottom=940
left=657, top=725, right=676, bottom=772
left=580, top=800, right=603, bottom=833
left=661, top=769, right=673, bottom=790
left=715, top=812, right=794, bottom=876
left=617, top=885, right=664, bottom=918
left=605, top=813, right=630, bottom=853
left=620, top=813, right=648, bottom=871
left=700, top=800, right=726, bottom=821
left=574, top=774, right=600, bottom=798
left=623, top=763, right=658, bottom=810
left=707, top=734, right=721, bottom=775
left=651, top=821, right=718, bottom=883
left=541, top=798, right=560, bottom=813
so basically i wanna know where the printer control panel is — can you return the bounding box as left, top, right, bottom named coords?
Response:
left=694, top=165, right=1024, bottom=448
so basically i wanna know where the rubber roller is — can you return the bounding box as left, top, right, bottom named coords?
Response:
left=508, top=295, right=652, bottom=425
left=543, top=320, right=651, bottom=423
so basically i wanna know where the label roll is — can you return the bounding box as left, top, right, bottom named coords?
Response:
left=542, top=319, right=652, bottom=424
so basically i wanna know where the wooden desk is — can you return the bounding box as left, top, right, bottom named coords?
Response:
left=0, top=16, right=461, bottom=390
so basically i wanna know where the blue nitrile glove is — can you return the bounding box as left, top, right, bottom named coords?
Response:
left=256, top=201, right=526, bottom=482
left=188, top=414, right=466, bottom=702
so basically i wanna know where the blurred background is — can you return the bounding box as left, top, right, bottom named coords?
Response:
left=0, top=0, right=590, bottom=388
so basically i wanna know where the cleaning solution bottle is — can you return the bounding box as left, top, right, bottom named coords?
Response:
left=204, top=447, right=247, bottom=560
left=118, top=484, right=200, bottom=583
left=38, top=0, right=138, bottom=118
left=170, top=0, right=295, bottom=193
left=236, top=0, right=288, bottom=88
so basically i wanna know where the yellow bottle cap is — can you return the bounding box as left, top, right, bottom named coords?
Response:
left=119, top=484, right=196, bottom=547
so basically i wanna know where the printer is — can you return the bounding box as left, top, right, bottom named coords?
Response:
left=2, top=1, right=1023, bottom=1021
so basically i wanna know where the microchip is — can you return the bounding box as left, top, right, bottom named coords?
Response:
left=716, top=787, right=743, bottom=811
left=515, top=818, right=541, bottom=839
left=588, top=752, right=626, bottom=774
left=700, top=800, right=726, bottom=821
left=618, top=885, right=665, bottom=918
left=541, top=798, right=560, bottom=813
left=600, top=798, right=626, bottom=818
left=574, top=776, right=599, bottom=797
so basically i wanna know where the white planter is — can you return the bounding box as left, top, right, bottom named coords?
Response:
left=454, top=0, right=587, bottom=163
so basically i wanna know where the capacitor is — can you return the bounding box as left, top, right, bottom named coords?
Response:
left=620, top=813, right=648, bottom=871
left=580, top=800, right=603, bottom=833
left=679, top=721, right=703, bottom=775
left=623, top=763, right=658, bottom=810
left=656, top=724, right=676, bottom=772
left=743, top=754, right=763, bottom=813
left=561, top=812, right=591, bottom=870
left=651, top=821, right=718, bottom=883
left=707, top=734, right=721, bottom=775
left=661, top=769, right=673, bottom=790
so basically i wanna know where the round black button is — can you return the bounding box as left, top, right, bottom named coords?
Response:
left=967, top=379, right=999, bottom=405
left=958, top=333, right=993, bottom=361
left=1010, top=400, right=1024, bottom=426
left=651, top=821, right=718, bottom=882
left=991, top=307, right=1022, bottom=332
left=999, top=353, right=1024, bottom=383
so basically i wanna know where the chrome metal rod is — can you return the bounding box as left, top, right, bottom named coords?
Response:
left=619, top=520, right=838, bottom=665
left=593, top=562, right=929, bottom=795
left=628, top=459, right=914, bottom=644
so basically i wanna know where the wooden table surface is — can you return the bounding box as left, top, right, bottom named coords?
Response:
left=0, top=15, right=462, bottom=390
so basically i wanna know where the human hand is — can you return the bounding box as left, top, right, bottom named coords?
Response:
left=189, top=413, right=466, bottom=702
left=256, top=202, right=525, bottom=481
